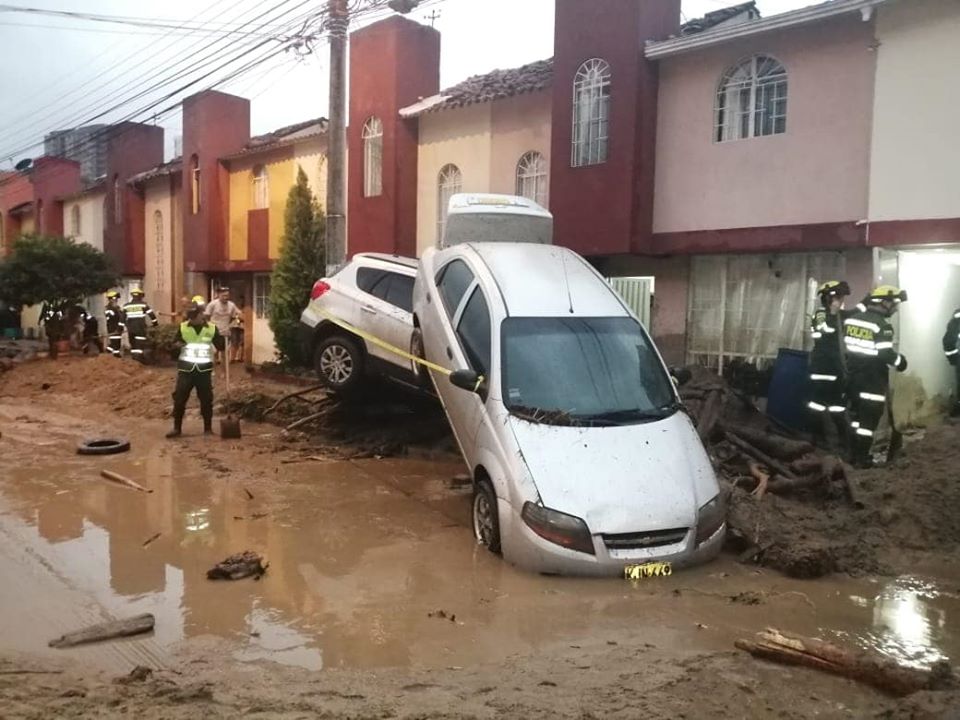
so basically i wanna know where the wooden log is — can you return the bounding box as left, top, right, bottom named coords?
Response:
left=748, top=462, right=769, bottom=499
left=99, top=470, right=152, bottom=494
left=49, top=614, right=155, bottom=648
left=728, top=426, right=814, bottom=460
left=735, top=627, right=943, bottom=697
left=263, top=384, right=324, bottom=418
left=697, top=390, right=724, bottom=442
left=724, top=431, right=798, bottom=480
left=790, top=455, right=825, bottom=475
left=766, top=473, right=826, bottom=495
left=285, top=411, right=326, bottom=431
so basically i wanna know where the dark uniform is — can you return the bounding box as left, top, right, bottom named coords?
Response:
left=807, top=281, right=852, bottom=448
left=121, top=292, right=158, bottom=361
left=843, top=287, right=908, bottom=467
left=105, top=295, right=125, bottom=358
left=168, top=316, right=225, bottom=437
left=943, top=308, right=960, bottom=417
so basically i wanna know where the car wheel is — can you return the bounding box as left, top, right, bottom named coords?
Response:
left=315, top=335, right=364, bottom=392
left=77, top=438, right=131, bottom=456
left=409, top=327, right=431, bottom=390
left=472, top=479, right=501, bottom=554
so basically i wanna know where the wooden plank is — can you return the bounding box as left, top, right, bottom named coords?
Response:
left=48, top=613, right=155, bottom=649
left=99, top=470, right=152, bottom=494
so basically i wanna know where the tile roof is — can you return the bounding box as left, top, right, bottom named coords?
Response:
left=58, top=179, right=107, bottom=201
left=127, top=158, right=182, bottom=186
left=245, top=117, right=328, bottom=150
left=400, top=58, right=553, bottom=118
left=680, top=1, right=759, bottom=36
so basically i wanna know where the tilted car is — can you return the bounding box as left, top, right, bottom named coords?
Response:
left=299, top=253, right=419, bottom=392
left=412, top=241, right=725, bottom=576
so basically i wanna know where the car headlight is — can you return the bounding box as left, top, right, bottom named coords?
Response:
left=521, top=502, right=595, bottom=555
left=695, top=495, right=726, bottom=545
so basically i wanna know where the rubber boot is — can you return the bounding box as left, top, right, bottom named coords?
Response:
left=166, top=415, right=183, bottom=439
left=203, top=414, right=213, bottom=435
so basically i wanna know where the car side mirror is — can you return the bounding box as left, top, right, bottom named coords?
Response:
left=670, top=367, right=692, bottom=386
left=449, top=369, right=487, bottom=396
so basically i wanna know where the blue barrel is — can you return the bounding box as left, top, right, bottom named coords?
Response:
left=766, top=348, right=810, bottom=431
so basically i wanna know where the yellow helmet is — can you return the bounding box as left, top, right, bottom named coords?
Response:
left=130, top=287, right=144, bottom=297
left=817, top=280, right=850, bottom=297
left=191, top=295, right=206, bottom=306
left=868, top=285, right=907, bottom=304
left=105, top=290, right=119, bottom=299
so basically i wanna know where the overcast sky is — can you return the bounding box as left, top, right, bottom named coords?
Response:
left=0, top=0, right=811, bottom=169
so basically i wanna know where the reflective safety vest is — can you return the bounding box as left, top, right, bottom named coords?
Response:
left=178, top=322, right=216, bottom=372
left=843, top=308, right=905, bottom=371
left=943, top=309, right=960, bottom=360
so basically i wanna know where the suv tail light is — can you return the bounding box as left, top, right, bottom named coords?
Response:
left=310, top=280, right=331, bottom=300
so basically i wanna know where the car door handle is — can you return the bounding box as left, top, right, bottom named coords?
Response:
left=446, top=346, right=453, bottom=359
left=361, top=305, right=377, bottom=315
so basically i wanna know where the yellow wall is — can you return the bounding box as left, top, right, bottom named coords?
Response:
left=20, top=214, right=35, bottom=235
left=143, top=181, right=176, bottom=315
left=228, top=169, right=250, bottom=261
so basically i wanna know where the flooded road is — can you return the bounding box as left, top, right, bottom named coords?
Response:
left=1, top=400, right=957, bottom=682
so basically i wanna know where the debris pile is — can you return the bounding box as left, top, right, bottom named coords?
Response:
left=206, top=551, right=268, bottom=581
left=0, top=339, right=41, bottom=374
left=680, top=366, right=960, bottom=578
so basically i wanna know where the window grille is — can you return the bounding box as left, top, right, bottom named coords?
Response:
left=362, top=117, right=383, bottom=197
left=571, top=58, right=611, bottom=167
left=436, top=164, right=462, bottom=241
left=715, top=55, right=787, bottom=142
left=516, top=151, right=548, bottom=207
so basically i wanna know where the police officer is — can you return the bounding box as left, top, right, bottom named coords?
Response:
left=843, top=286, right=908, bottom=467
left=167, top=305, right=225, bottom=438
left=807, top=280, right=852, bottom=449
left=105, top=291, right=125, bottom=358
left=943, top=307, right=960, bottom=417
left=121, top=288, right=158, bottom=361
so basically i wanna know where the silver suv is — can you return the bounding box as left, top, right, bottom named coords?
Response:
left=299, top=253, right=418, bottom=393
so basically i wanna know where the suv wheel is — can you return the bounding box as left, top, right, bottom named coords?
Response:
left=472, top=479, right=501, bottom=554
left=315, top=335, right=363, bottom=392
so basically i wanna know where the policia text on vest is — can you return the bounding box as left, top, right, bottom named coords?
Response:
left=167, top=317, right=225, bottom=438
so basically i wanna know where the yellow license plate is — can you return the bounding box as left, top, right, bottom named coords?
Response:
left=624, top=562, right=672, bottom=580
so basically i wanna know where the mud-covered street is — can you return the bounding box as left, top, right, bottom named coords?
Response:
left=1, top=356, right=958, bottom=719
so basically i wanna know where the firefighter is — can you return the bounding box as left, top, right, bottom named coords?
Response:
left=843, top=286, right=908, bottom=468
left=807, top=280, right=852, bottom=449
left=167, top=305, right=225, bottom=438
left=121, top=288, right=158, bottom=361
left=943, top=307, right=960, bottom=417
left=105, top=291, right=125, bottom=358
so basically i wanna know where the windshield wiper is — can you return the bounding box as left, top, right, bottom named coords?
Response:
left=577, top=403, right=680, bottom=425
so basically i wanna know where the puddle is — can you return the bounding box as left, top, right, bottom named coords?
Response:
left=0, top=405, right=957, bottom=674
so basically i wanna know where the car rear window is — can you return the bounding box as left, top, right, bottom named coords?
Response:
left=357, top=267, right=387, bottom=294
left=357, top=267, right=414, bottom=313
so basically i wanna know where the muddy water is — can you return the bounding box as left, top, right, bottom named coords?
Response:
left=0, top=402, right=957, bottom=675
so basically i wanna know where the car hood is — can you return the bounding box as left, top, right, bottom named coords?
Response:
left=508, top=411, right=718, bottom=535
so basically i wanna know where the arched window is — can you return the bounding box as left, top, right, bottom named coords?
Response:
left=70, top=205, right=81, bottom=236
left=362, top=117, right=383, bottom=197
left=154, top=210, right=165, bottom=291
left=113, top=175, right=122, bottom=223
left=571, top=58, right=611, bottom=167
left=190, top=154, right=201, bottom=214
left=436, top=164, right=462, bottom=241
left=715, top=55, right=788, bottom=142
left=252, top=165, right=269, bottom=209
left=515, top=151, right=548, bottom=207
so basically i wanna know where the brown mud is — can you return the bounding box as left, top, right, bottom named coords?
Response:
left=0, top=356, right=958, bottom=718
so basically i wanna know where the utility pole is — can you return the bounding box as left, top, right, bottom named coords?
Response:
left=325, top=0, right=349, bottom=274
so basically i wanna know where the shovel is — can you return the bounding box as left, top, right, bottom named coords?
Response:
left=220, top=336, right=242, bottom=439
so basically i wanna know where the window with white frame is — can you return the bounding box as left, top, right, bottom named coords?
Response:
left=190, top=154, right=201, bottom=214
left=362, top=116, right=383, bottom=197
left=571, top=58, right=611, bottom=167
left=436, top=163, right=462, bottom=241
left=715, top=55, right=787, bottom=142
left=153, top=210, right=165, bottom=291
left=516, top=151, right=548, bottom=207
left=70, top=205, right=81, bottom=236
left=254, top=274, right=271, bottom=319
left=252, top=165, right=269, bottom=209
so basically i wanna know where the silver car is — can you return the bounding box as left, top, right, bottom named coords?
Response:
left=413, top=242, right=725, bottom=576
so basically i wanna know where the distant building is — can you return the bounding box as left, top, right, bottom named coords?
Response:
left=44, top=125, right=108, bottom=182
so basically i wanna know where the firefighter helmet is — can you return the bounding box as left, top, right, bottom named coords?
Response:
left=130, top=287, right=144, bottom=297
left=868, top=285, right=908, bottom=304
left=818, top=280, right=850, bottom=298
left=105, top=290, right=119, bottom=299
left=191, top=295, right=205, bottom=306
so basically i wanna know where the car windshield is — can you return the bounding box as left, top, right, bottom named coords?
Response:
left=502, top=317, right=677, bottom=426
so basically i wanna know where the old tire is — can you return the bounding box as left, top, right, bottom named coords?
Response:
left=315, top=335, right=364, bottom=393
left=409, top=327, right=431, bottom=390
left=77, top=438, right=131, bottom=456
left=472, top=479, right=501, bottom=554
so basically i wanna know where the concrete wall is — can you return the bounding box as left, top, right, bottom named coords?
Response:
left=489, top=92, right=552, bottom=203
left=416, top=104, right=493, bottom=254
left=869, top=0, right=960, bottom=223
left=62, top=192, right=105, bottom=250
left=653, top=14, right=876, bottom=233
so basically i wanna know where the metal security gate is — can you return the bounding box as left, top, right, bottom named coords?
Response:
left=609, top=277, right=653, bottom=329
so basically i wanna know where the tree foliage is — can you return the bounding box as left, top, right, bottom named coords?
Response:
left=269, top=167, right=326, bottom=365
left=0, top=234, right=118, bottom=310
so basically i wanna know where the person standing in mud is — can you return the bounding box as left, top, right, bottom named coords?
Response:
left=807, top=281, right=852, bottom=450
left=943, top=307, right=960, bottom=417
left=167, top=305, right=225, bottom=438
left=204, top=287, right=241, bottom=365
left=843, top=286, right=908, bottom=468
left=105, top=291, right=125, bottom=358
left=122, top=288, right=158, bottom=362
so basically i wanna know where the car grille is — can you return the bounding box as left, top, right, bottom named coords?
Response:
left=602, top=527, right=688, bottom=550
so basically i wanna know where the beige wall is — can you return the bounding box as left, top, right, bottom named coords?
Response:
left=869, top=0, right=960, bottom=222
left=143, top=180, right=177, bottom=316
left=653, top=15, right=876, bottom=233
left=62, top=192, right=105, bottom=250
left=489, top=92, right=552, bottom=204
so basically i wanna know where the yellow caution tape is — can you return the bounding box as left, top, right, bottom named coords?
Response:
left=317, top=309, right=452, bottom=376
